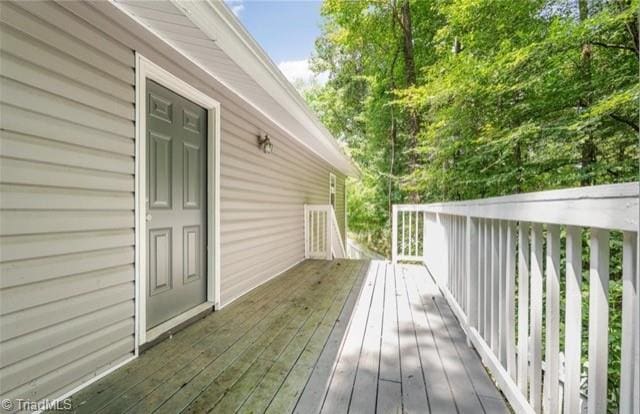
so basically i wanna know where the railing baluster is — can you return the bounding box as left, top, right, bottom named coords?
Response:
left=467, top=216, right=479, bottom=338
left=402, top=211, right=406, bottom=257
left=491, top=219, right=499, bottom=355
left=462, top=217, right=467, bottom=311
left=484, top=218, right=492, bottom=344
left=544, top=224, right=560, bottom=414
left=506, top=221, right=516, bottom=380
left=409, top=210, right=413, bottom=257
left=478, top=218, right=485, bottom=339
left=454, top=216, right=458, bottom=301
left=517, top=222, right=530, bottom=394
left=415, top=211, right=419, bottom=257
left=530, top=222, right=543, bottom=413
left=620, top=231, right=637, bottom=414
left=588, top=229, right=609, bottom=414
left=499, top=221, right=507, bottom=366
left=447, top=216, right=453, bottom=290
left=564, top=226, right=582, bottom=414
left=312, top=210, right=316, bottom=254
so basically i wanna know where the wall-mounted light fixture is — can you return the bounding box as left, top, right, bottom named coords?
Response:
left=257, top=133, right=273, bottom=154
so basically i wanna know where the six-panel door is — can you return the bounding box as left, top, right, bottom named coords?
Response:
left=146, top=79, right=207, bottom=329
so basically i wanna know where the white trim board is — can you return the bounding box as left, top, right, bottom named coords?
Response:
left=134, top=53, right=222, bottom=350
left=329, top=172, right=336, bottom=209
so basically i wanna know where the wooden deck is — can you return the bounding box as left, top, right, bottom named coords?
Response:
left=65, top=259, right=508, bottom=413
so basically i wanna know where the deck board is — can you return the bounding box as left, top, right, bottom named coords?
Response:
left=63, top=259, right=509, bottom=414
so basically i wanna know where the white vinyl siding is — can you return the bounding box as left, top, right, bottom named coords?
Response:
left=0, top=0, right=136, bottom=403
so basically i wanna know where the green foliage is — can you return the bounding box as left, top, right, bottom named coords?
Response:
left=303, top=0, right=638, bottom=409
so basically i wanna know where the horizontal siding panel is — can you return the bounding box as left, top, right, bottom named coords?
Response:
left=0, top=3, right=134, bottom=82
left=0, top=319, right=133, bottom=394
left=0, top=247, right=134, bottom=289
left=220, top=216, right=302, bottom=236
left=220, top=207, right=304, bottom=223
left=3, top=338, right=133, bottom=403
left=0, top=301, right=133, bottom=368
left=0, top=282, right=134, bottom=340
left=0, top=131, right=133, bottom=174
left=220, top=176, right=326, bottom=201
left=221, top=153, right=332, bottom=192
left=0, top=184, right=133, bottom=211
left=0, top=25, right=134, bottom=102
left=0, top=157, right=134, bottom=191
left=0, top=52, right=134, bottom=120
left=222, top=233, right=303, bottom=271
left=0, top=104, right=134, bottom=156
left=0, top=211, right=133, bottom=236
left=221, top=251, right=302, bottom=305
left=12, top=0, right=133, bottom=66
left=0, top=77, right=133, bottom=138
left=221, top=221, right=302, bottom=246
left=1, top=265, right=133, bottom=315
left=0, top=229, right=133, bottom=262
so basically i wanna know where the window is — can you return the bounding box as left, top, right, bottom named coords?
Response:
left=329, top=173, right=337, bottom=209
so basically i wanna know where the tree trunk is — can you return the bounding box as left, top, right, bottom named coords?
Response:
left=400, top=0, right=421, bottom=202
left=579, top=0, right=596, bottom=186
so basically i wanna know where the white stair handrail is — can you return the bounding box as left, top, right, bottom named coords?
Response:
left=330, top=205, right=346, bottom=258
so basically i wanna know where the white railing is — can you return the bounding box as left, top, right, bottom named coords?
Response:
left=304, top=204, right=346, bottom=260
left=391, top=182, right=639, bottom=414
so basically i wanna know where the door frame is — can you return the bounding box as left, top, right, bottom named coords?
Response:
left=134, top=54, right=221, bottom=350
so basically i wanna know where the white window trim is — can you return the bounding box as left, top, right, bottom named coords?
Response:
left=134, top=54, right=221, bottom=351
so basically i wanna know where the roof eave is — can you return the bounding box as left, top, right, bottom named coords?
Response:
left=170, top=0, right=359, bottom=177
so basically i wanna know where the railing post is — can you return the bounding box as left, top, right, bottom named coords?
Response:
left=325, top=207, right=332, bottom=260
left=392, top=205, right=398, bottom=263
left=466, top=215, right=478, bottom=347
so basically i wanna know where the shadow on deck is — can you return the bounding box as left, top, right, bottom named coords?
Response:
left=65, top=259, right=509, bottom=413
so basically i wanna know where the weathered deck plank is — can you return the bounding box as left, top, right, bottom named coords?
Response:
left=403, top=265, right=457, bottom=413
left=63, top=260, right=509, bottom=414
left=71, top=260, right=324, bottom=413
left=396, top=265, right=430, bottom=413
left=319, top=260, right=379, bottom=413
left=291, top=262, right=368, bottom=414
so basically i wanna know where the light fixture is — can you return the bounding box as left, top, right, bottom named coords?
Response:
left=257, top=133, right=273, bottom=154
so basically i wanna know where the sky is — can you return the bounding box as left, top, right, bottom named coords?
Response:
left=225, top=0, right=328, bottom=87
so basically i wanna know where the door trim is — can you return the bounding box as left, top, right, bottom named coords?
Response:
left=134, top=54, right=221, bottom=350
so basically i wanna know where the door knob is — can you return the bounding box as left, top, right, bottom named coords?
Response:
left=146, top=214, right=152, bottom=222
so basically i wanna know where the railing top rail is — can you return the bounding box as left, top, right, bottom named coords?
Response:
left=393, top=182, right=639, bottom=231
